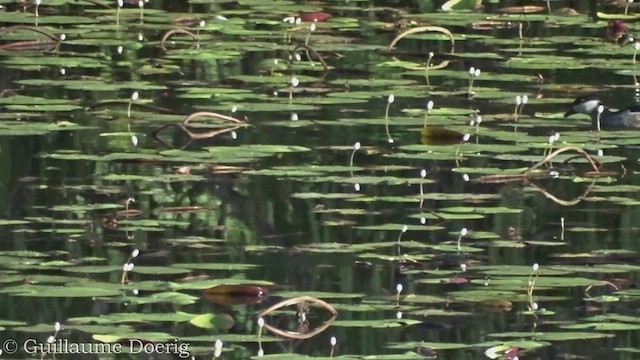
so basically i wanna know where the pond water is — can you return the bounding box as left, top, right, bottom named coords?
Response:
left=3, top=0, right=640, bottom=359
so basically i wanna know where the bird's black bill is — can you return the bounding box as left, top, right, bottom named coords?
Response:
left=564, top=109, right=576, bottom=118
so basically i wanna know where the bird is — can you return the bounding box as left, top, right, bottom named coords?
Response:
left=564, top=96, right=640, bottom=129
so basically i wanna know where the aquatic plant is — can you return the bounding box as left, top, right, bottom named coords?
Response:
left=349, top=142, right=360, bottom=168
left=120, top=249, right=139, bottom=284
left=330, top=337, right=337, bottom=359
left=195, top=20, right=205, bottom=40
left=289, top=76, right=299, bottom=103
left=128, top=91, right=139, bottom=118
left=46, top=322, right=61, bottom=345
left=397, top=225, right=408, bottom=246
left=472, top=115, right=482, bottom=137
left=626, top=0, right=634, bottom=16
left=138, top=0, right=145, bottom=23
left=116, top=0, right=123, bottom=25
left=425, top=52, right=434, bottom=85
left=455, top=133, right=471, bottom=158
left=424, top=99, right=434, bottom=127
left=545, top=132, right=560, bottom=157
left=527, top=263, right=540, bottom=312
left=518, top=95, right=528, bottom=116
left=468, top=67, right=481, bottom=96
left=282, top=16, right=301, bottom=43
left=305, top=23, right=316, bottom=45
left=514, top=95, right=528, bottom=122
left=214, top=339, right=223, bottom=359
left=395, top=283, right=403, bottom=304
left=385, top=94, right=395, bottom=143
left=35, top=0, right=41, bottom=24
left=256, top=317, right=264, bottom=356
left=419, top=169, right=427, bottom=209
left=596, top=104, right=604, bottom=131
left=457, top=227, right=468, bottom=251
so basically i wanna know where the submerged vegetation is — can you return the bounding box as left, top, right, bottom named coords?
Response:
left=3, top=0, right=640, bottom=359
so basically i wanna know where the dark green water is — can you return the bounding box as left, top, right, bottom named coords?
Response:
left=2, top=1, right=640, bottom=359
